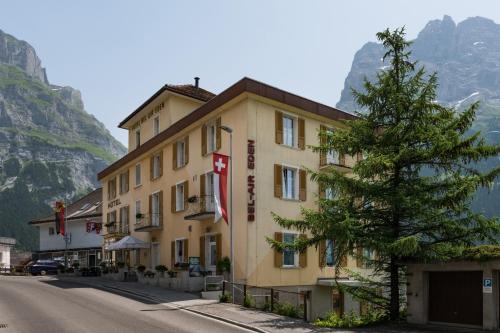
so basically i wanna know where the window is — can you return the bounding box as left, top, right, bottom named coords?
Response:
left=176, top=183, right=185, bottom=211
left=205, top=172, right=215, bottom=211
left=135, top=164, right=141, bottom=186
left=151, top=192, right=160, bottom=226
left=49, top=227, right=55, bottom=235
left=283, top=233, right=298, bottom=267
left=119, top=171, right=129, bottom=194
left=363, top=248, right=374, bottom=268
left=107, top=178, right=116, bottom=200
left=325, top=187, right=337, bottom=200
left=283, top=115, right=295, bottom=147
left=135, top=129, right=141, bottom=148
left=325, top=129, right=340, bottom=165
left=120, top=206, right=129, bottom=233
left=135, top=200, right=141, bottom=223
left=282, top=167, right=297, bottom=199
left=207, top=235, right=218, bottom=267
left=152, top=153, right=161, bottom=179
left=175, top=239, right=186, bottom=264
left=153, top=116, right=160, bottom=136
left=176, top=140, right=185, bottom=168
left=207, top=121, right=217, bottom=153
left=326, top=239, right=335, bottom=267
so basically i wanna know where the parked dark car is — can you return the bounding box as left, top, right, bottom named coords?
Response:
left=27, top=260, right=59, bottom=276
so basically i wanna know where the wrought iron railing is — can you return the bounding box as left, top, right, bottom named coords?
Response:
left=185, top=195, right=215, bottom=217
left=134, top=213, right=162, bottom=231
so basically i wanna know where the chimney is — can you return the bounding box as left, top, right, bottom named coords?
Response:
left=194, top=77, right=200, bottom=88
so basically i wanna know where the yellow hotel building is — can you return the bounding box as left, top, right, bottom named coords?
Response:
left=98, top=77, right=368, bottom=319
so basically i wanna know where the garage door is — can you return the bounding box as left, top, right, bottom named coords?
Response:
left=428, top=271, right=483, bottom=326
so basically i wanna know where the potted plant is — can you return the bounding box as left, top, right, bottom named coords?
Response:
left=137, top=265, right=146, bottom=274
left=217, top=256, right=231, bottom=279
left=155, top=265, right=168, bottom=276
left=167, top=270, right=177, bottom=278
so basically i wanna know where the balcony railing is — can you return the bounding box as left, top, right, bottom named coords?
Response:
left=105, top=222, right=129, bottom=236
left=184, top=195, right=215, bottom=221
left=134, top=213, right=163, bottom=232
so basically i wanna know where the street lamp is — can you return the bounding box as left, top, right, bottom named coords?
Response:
left=220, top=125, right=234, bottom=300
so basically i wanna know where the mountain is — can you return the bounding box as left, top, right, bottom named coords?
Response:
left=337, top=16, right=500, bottom=217
left=0, top=29, right=126, bottom=249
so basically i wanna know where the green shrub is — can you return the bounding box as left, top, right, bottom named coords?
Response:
left=314, top=310, right=387, bottom=328
left=155, top=265, right=168, bottom=273
left=261, top=300, right=271, bottom=312
left=243, top=294, right=254, bottom=308
left=137, top=265, right=146, bottom=273
left=216, top=256, right=231, bottom=273
left=219, top=293, right=232, bottom=303
left=274, top=302, right=299, bottom=318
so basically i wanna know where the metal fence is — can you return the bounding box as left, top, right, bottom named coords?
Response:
left=222, top=281, right=308, bottom=321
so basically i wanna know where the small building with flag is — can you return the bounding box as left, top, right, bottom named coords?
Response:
left=98, top=77, right=370, bottom=319
left=29, top=188, right=103, bottom=268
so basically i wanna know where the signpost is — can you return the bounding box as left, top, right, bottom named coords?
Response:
left=483, top=278, right=493, bottom=293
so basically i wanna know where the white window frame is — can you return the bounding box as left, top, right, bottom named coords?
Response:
left=175, top=238, right=187, bottom=264
left=153, top=154, right=161, bottom=179
left=205, top=171, right=215, bottom=211
left=120, top=206, right=129, bottom=233
left=206, top=120, right=217, bottom=153
left=151, top=191, right=160, bottom=226
left=325, top=128, right=340, bottom=165
left=325, top=187, right=336, bottom=200
left=135, top=163, right=141, bottom=187
left=120, top=172, right=128, bottom=193
left=135, top=200, right=141, bottom=224
left=282, top=232, right=299, bottom=267
left=282, top=165, right=299, bottom=200
left=282, top=114, right=297, bottom=148
left=135, top=128, right=141, bottom=149
left=205, top=233, right=218, bottom=269
left=153, top=116, right=160, bottom=136
left=176, top=140, right=185, bottom=168
left=175, top=182, right=185, bottom=212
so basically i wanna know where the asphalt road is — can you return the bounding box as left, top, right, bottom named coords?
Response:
left=0, top=276, right=251, bottom=333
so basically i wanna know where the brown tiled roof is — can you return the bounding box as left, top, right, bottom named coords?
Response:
left=29, top=188, right=102, bottom=225
left=100, top=77, right=357, bottom=180
left=166, top=84, right=215, bottom=102
left=118, top=84, right=216, bottom=128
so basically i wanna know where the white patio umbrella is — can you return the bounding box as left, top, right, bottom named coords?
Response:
left=106, top=236, right=150, bottom=251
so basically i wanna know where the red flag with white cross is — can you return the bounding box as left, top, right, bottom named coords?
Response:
left=213, top=153, right=229, bottom=224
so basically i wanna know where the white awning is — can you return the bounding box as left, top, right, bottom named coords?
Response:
left=106, top=236, right=150, bottom=251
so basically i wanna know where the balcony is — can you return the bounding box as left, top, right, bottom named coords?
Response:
left=134, top=213, right=163, bottom=232
left=105, top=222, right=129, bottom=238
left=184, top=195, right=215, bottom=221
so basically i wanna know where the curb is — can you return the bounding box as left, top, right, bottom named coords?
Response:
left=59, top=277, right=269, bottom=333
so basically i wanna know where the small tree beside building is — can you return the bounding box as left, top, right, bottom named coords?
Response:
left=270, top=28, right=500, bottom=321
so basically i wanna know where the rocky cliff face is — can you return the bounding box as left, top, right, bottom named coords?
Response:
left=337, top=16, right=500, bottom=217
left=0, top=29, right=126, bottom=249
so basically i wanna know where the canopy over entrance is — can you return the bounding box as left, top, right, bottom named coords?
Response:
left=106, top=236, right=150, bottom=251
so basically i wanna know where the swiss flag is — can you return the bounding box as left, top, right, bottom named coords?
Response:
left=213, top=153, right=229, bottom=224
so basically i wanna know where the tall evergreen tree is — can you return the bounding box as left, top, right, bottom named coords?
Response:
left=269, top=28, right=500, bottom=320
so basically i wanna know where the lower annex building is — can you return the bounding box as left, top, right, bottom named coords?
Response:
left=98, top=77, right=373, bottom=319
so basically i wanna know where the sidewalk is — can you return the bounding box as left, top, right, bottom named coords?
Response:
left=55, top=276, right=494, bottom=333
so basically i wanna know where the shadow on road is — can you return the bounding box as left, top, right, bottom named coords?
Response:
left=41, top=279, right=159, bottom=305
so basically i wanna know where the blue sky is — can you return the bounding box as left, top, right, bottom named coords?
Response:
left=2, top=1, right=500, bottom=145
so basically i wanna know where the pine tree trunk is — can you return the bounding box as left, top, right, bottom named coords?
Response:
left=389, top=255, right=400, bottom=320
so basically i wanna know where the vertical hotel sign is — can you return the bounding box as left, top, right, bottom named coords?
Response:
left=247, top=140, right=255, bottom=222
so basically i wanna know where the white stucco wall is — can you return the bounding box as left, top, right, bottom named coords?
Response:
left=38, top=219, right=102, bottom=251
